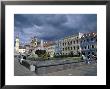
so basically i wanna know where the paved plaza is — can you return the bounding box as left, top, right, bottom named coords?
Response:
left=44, top=62, right=97, bottom=76
left=14, top=58, right=97, bottom=76
left=14, top=58, right=36, bottom=76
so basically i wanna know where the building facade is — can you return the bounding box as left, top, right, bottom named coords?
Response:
left=56, top=33, right=83, bottom=56
left=43, top=41, right=55, bottom=57
left=45, top=45, right=55, bottom=57
left=19, top=46, right=26, bottom=53
left=54, top=40, right=63, bottom=56
left=80, top=32, right=97, bottom=57
left=15, top=36, right=26, bottom=54
left=15, top=32, right=97, bottom=58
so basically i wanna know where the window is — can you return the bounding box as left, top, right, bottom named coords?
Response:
left=92, top=45, right=94, bottom=48
left=70, top=41, right=72, bottom=44
left=71, top=47, right=72, bottom=50
left=68, top=47, right=70, bottom=50
left=68, top=42, right=69, bottom=45
left=63, top=48, right=64, bottom=51
left=63, top=43, right=64, bottom=46
left=88, top=52, right=90, bottom=55
left=92, top=52, right=94, bottom=55
left=74, top=46, right=75, bottom=50
left=88, top=45, right=89, bottom=49
left=74, top=41, right=75, bottom=44
left=87, top=39, right=89, bottom=42
left=91, top=38, right=93, bottom=41
left=65, top=47, right=67, bottom=50
left=85, top=46, right=86, bottom=49
left=76, top=40, right=78, bottom=44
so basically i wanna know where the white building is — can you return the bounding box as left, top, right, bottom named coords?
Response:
left=19, top=47, right=26, bottom=54
left=15, top=37, right=26, bottom=54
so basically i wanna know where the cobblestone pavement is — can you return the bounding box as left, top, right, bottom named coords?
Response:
left=14, top=58, right=36, bottom=76
left=43, top=62, right=97, bottom=76
left=14, top=58, right=97, bottom=76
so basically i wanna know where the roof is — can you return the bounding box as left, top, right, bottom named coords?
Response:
left=43, top=41, right=56, bottom=47
left=81, top=32, right=97, bottom=39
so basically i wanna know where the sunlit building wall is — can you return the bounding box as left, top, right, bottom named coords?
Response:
left=57, top=33, right=83, bottom=55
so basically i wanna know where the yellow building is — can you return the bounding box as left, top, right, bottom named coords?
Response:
left=58, top=33, right=83, bottom=55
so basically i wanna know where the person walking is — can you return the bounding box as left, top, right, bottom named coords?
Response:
left=82, top=54, right=87, bottom=64
left=92, top=54, right=97, bottom=63
left=87, top=54, right=91, bottom=64
left=20, top=56, right=23, bottom=64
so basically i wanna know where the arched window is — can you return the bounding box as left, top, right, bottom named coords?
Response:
left=68, top=47, right=70, bottom=50
left=70, top=41, right=72, bottom=45
left=74, top=46, right=75, bottom=50
left=92, top=45, right=94, bottom=48
left=92, top=52, right=94, bottom=55
left=85, top=46, right=86, bottom=49
left=63, top=43, right=64, bottom=46
left=76, top=40, right=78, bottom=44
left=71, top=47, right=72, bottom=50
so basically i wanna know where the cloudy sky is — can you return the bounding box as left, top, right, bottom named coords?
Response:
left=14, top=14, right=97, bottom=44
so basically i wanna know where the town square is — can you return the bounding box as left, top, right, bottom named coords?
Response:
left=14, top=14, right=97, bottom=76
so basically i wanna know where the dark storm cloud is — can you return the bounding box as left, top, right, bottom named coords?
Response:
left=14, top=14, right=97, bottom=43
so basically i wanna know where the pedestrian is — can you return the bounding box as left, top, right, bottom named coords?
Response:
left=20, top=55, right=24, bottom=64
left=87, top=54, right=91, bottom=64
left=92, top=54, right=97, bottom=63
left=82, top=54, right=87, bottom=64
